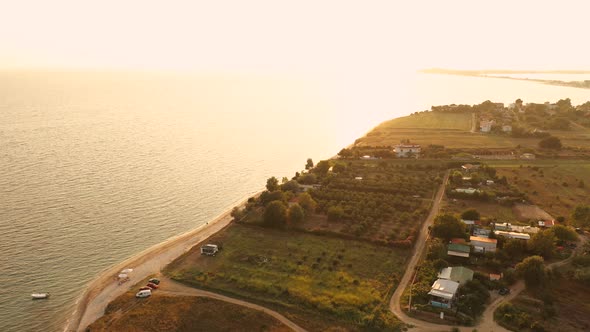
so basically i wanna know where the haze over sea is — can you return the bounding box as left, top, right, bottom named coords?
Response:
left=1, top=70, right=589, bottom=332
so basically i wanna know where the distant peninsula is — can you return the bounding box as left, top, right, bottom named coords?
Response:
left=421, top=68, right=590, bottom=89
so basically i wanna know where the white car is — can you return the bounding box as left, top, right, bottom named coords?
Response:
left=136, top=289, right=152, bottom=298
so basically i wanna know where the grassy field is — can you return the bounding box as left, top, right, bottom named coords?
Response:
left=88, top=294, right=290, bottom=332
left=441, top=199, right=518, bottom=222
left=165, top=224, right=409, bottom=331
left=376, top=112, right=473, bottom=130
left=491, top=161, right=590, bottom=218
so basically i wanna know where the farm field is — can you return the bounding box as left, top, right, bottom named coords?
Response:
left=164, top=224, right=410, bottom=331
left=375, top=112, right=473, bottom=130
left=88, top=294, right=290, bottom=332
left=441, top=199, right=518, bottom=223
left=490, top=161, right=590, bottom=218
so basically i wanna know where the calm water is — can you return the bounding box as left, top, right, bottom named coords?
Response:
left=0, top=70, right=588, bottom=332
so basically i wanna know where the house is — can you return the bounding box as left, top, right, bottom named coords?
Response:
left=461, top=219, right=476, bottom=226
left=201, top=244, right=219, bottom=256
left=489, top=273, right=502, bottom=281
left=438, top=266, right=474, bottom=285
left=470, top=236, right=497, bottom=253
left=354, top=176, right=363, bottom=181
left=486, top=180, right=495, bottom=185
left=494, top=222, right=512, bottom=231
left=393, top=144, right=421, bottom=157
left=461, top=164, right=480, bottom=172
left=454, top=188, right=480, bottom=194
left=538, top=220, right=555, bottom=228
left=428, top=279, right=460, bottom=309
left=511, top=225, right=539, bottom=234
left=473, top=227, right=491, bottom=238
left=494, top=230, right=531, bottom=240
left=480, top=120, right=494, bottom=133
left=521, top=153, right=536, bottom=160
left=447, top=243, right=471, bottom=258
left=502, top=125, right=512, bottom=132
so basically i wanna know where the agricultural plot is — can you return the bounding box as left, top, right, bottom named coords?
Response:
left=304, top=160, right=442, bottom=244
left=165, top=224, right=409, bottom=331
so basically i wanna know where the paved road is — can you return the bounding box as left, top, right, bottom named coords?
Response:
left=158, top=277, right=307, bottom=332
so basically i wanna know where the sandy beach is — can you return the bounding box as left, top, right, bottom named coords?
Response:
left=63, top=192, right=260, bottom=332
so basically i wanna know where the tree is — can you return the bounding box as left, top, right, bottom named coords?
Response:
left=259, top=190, right=285, bottom=206
left=231, top=206, right=245, bottom=222
left=461, top=209, right=480, bottom=221
left=298, top=192, right=317, bottom=215
left=572, top=205, right=590, bottom=228
left=538, top=136, right=562, bottom=150
left=266, top=176, right=279, bottom=191
left=516, top=255, right=546, bottom=290
left=313, top=160, right=331, bottom=175
left=280, top=180, right=300, bottom=193
left=287, top=203, right=305, bottom=225
left=338, top=148, right=353, bottom=158
left=263, top=200, right=287, bottom=228
left=431, top=214, right=466, bottom=241
left=327, top=206, right=345, bottom=221
left=550, top=224, right=578, bottom=242
left=528, top=230, right=556, bottom=259
left=502, top=238, right=527, bottom=260
left=305, top=158, right=314, bottom=170
left=451, top=171, right=463, bottom=185
left=455, top=280, right=490, bottom=317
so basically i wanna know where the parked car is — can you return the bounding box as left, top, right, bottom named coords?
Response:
left=148, top=278, right=160, bottom=285
left=499, top=288, right=510, bottom=295
left=146, top=282, right=159, bottom=290
left=139, top=286, right=150, bottom=291
left=136, top=289, right=151, bottom=298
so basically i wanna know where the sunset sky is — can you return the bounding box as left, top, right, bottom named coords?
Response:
left=1, top=0, right=588, bottom=72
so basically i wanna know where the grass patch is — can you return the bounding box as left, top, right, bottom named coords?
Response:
left=165, top=224, right=409, bottom=331
left=376, top=112, right=473, bottom=131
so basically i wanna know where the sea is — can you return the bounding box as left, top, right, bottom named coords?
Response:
left=0, top=69, right=589, bottom=332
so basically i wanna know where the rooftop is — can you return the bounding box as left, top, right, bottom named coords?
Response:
left=428, top=279, right=460, bottom=300
left=470, top=236, right=497, bottom=244
left=438, top=266, right=474, bottom=285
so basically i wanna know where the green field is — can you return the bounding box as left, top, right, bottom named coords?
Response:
left=165, top=224, right=409, bottom=331
left=376, top=112, right=473, bottom=130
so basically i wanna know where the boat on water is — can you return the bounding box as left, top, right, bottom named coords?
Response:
left=31, top=293, right=50, bottom=300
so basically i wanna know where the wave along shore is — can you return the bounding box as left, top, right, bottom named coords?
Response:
left=63, top=190, right=262, bottom=332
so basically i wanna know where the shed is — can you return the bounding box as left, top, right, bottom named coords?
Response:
left=447, top=243, right=470, bottom=258
left=470, top=236, right=497, bottom=253
left=438, top=266, right=474, bottom=285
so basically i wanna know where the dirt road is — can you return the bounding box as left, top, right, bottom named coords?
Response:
left=157, top=277, right=307, bottom=332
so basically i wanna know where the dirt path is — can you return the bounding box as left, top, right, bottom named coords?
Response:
left=389, top=171, right=458, bottom=332
left=156, top=277, right=307, bottom=332
left=64, top=193, right=260, bottom=332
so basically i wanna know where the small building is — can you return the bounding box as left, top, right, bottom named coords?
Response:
left=355, top=176, right=363, bottom=181
left=502, top=125, right=512, bottom=132
left=521, top=153, right=536, bottom=160
left=438, top=266, right=474, bottom=285
left=538, top=220, right=555, bottom=228
left=470, top=236, right=497, bottom=253
left=393, top=144, right=421, bottom=157
left=461, top=219, right=476, bottom=226
left=489, top=273, right=502, bottom=281
left=480, top=120, right=495, bottom=133
left=428, top=279, right=460, bottom=309
left=461, top=164, right=480, bottom=172
left=473, top=227, right=491, bottom=238
left=494, top=230, right=531, bottom=240
left=486, top=180, right=495, bottom=185
left=511, top=225, right=539, bottom=234
left=494, top=222, right=512, bottom=231
left=454, top=188, right=480, bottom=194
left=447, top=243, right=471, bottom=258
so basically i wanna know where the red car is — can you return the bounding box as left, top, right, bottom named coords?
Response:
left=146, top=282, right=159, bottom=290
left=139, top=286, right=150, bottom=291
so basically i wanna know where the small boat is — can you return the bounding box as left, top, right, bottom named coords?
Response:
left=32, top=293, right=50, bottom=300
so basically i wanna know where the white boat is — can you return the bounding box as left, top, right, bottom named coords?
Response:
left=31, top=293, right=50, bottom=300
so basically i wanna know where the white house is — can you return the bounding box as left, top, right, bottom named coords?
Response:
left=511, top=225, right=539, bottom=234
left=521, top=153, right=536, bottom=160
left=393, top=144, right=421, bottom=157
left=454, top=188, right=480, bottom=194
left=494, top=230, right=531, bottom=240
left=428, top=279, right=460, bottom=309
left=470, top=236, right=497, bottom=253
left=480, top=120, right=494, bottom=133
left=502, top=125, right=512, bottom=132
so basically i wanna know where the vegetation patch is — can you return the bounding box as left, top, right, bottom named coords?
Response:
left=165, top=224, right=409, bottom=331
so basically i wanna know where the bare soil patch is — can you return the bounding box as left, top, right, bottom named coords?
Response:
left=513, top=204, right=553, bottom=221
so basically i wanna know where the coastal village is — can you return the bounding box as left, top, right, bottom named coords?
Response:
left=82, top=100, right=590, bottom=332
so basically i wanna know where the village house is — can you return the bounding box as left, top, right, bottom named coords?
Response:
left=461, top=164, right=480, bottom=172
left=428, top=266, right=474, bottom=309
left=480, top=119, right=494, bottom=133
left=502, top=125, right=512, bottom=132
left=470, top=236, right=497, bottom=253
left=520, top=153, right=536, bottom=160
left=511, top=225, right=539, bottom=234
left=447, top=243, right=471, bottom=258
left=473, top=227, right=491, bottom=238
left=494, top=230, right=531, bottom=240
left=538, top=220, right=556, bottom=228
left=393, top=144, right=421, bottom=157
left=454, top=188, right=480, bottom=194
left=494, top=222, right=512, bottom=231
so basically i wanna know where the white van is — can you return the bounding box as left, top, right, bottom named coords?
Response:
left=136, top=289, right=152, bottom=298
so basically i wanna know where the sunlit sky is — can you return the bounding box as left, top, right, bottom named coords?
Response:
left=1, top=0, right=588, bottom=73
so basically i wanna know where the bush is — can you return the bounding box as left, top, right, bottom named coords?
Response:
left=538, top=136, right=562, bottom=150
left=327, top=206, right=345, bottom=222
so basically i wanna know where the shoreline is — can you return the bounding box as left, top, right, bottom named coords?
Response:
left=63, top=189, right=262, bottom=332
